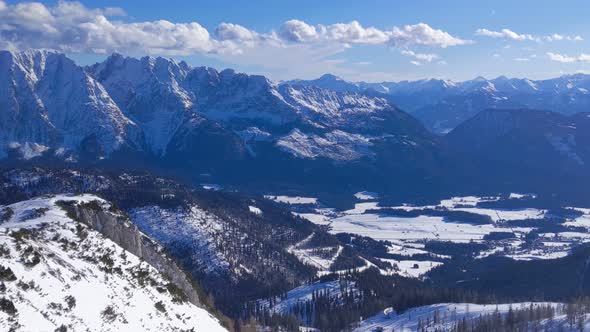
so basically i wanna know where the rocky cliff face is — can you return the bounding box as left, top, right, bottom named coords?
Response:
left=60, top=199, right=205, bottom=307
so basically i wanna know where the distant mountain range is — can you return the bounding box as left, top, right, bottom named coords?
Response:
left=2, top=49, right=590, bottom=203
left=0, top=50, right=443, bottom=200
left=287, top=73, right=590, bottom=133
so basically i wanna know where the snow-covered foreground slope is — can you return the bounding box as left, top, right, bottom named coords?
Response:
left=355, top=302, right=581, bottom=332
left=0, top=195, right=227, bottom=332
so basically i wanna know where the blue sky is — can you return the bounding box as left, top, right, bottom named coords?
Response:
left=2, top=0, right=590, bottom=82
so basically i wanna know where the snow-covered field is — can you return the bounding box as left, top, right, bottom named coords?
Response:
left=285, top=192, right=590, bottom=274
left=329, top=213, right=502, bottom=242
left=0, top=195, right=227, bottom=332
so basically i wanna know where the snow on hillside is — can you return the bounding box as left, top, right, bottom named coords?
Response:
left=128, top=205, right=230, bottom=275
left=256, top=280, right=355, bottom=316
left=354, top=302, right=573, bottom=332
left=0, top=195, right=227, bottom=332
left=276, top=129, right=374, bottom=161
left=287, top=233, right=342, bottom=274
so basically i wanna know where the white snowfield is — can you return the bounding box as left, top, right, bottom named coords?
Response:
left=0, top=195, right=227, bottom=332
left=354, top=302, right=570, bottom=332
left=276, top=129, right=374, bottom=161
left=329, top=213, right=502, bottom=242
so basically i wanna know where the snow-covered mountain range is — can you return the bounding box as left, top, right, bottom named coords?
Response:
left=4, top=49, right=590, bottom=203
left=0, top=50, right=426, bottom=162
left=289, top=73, right=590, bottom=133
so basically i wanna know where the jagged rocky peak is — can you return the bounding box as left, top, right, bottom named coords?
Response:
left=0, top=49, right=134, bottom=160
left=90, top=53, right=198, bottom=155
left=284, top=73, right=362, bottom=93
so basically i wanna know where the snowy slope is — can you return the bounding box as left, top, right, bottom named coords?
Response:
left=354, top=302, right=579, bottom=332
left=256, top=280, right=354, bottom=315
left=0, top=195, right=227, bottom=332
left=128, top=205, right=230, bottom=275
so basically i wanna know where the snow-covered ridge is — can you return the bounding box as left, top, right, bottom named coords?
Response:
left=0, top=195, right=227, bottom=331
left=1, top=50, right=418, bottom=163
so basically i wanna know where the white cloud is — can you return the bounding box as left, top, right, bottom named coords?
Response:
left=544, top=33, right=583, bottom=42
left=547, top=52, right=590, bottom=63
left=476, top=28, right=583, bottom=43
left=514, top=57, right=530, bottom=62
left=400, top=49, right=439, bottom=62
left=476, top=28, right=534, bottom=41
left=277, top=20, right=467, bottom=48
left=410, top=60, right=422, bottom=66
left=279, top=19, right=320, bottom=43
left=322, top=21, right=390, bottom=44
left=0, top=1, right=469, bottom=57
left=390, top=23, right=471, bottom=48
left=0, top=1, right=225, bottom=55
left=215, top=23, right=259, bottom=41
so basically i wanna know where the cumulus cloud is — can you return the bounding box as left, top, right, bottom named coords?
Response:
left=0, top=0, right=228, bottom=54
left=410, top=60, right=422, bottom=66
left=279, top=19, right=320, bottom=43
left=215, top=23, right=259, bottom=41
left=390, top=23, right=471, bottom=48
left=0, top=1, right=469, bottom=56
left=322, top=21, right=390, bottom=44
left=400, top=49, right=439, bottom=62
left=277, top=19, right=468, bottom=47
left=476, top=28, right=583, bottom=43
left=547, top=52, right=590, bottom=63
